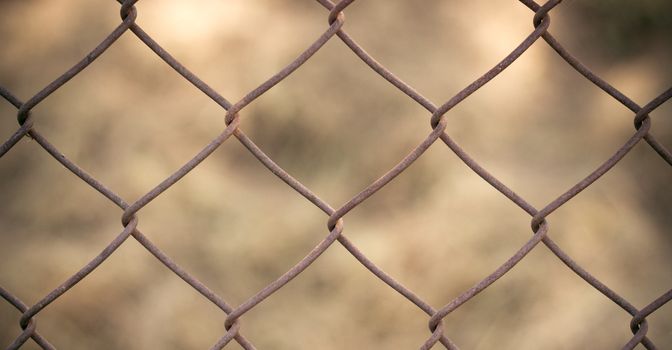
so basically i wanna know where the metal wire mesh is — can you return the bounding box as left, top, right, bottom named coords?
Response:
left=1, top=0, right=671, bottom=349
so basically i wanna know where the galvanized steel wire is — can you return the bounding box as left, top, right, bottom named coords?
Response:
left=1, top=0, right=671, bottom=349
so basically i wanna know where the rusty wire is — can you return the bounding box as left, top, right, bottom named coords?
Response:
left=1, top=0, right=671, bottom=349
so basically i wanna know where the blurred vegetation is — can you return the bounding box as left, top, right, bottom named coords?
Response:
left=570, top=0, right=672, bottom=59
left=1, top=1, right=670, bottom=349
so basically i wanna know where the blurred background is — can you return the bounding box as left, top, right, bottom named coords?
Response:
left=1, top=0, right=671, bottom=349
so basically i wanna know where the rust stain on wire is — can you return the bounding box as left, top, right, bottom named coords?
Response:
left=1, top=0, right=671, bottom=349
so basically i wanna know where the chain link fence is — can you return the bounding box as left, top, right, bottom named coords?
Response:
left=1, top=0, right=671, bottom=349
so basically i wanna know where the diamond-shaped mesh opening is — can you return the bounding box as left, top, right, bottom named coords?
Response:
left=1, top=1, right=670, bottom=349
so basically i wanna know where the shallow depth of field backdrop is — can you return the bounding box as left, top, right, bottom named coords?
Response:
left=1, top=1, right=671, bottom=349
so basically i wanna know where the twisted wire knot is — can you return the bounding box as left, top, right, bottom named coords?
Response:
left=328, top=0, right=355, bottom=25
left=533, top=0, right=562, bottom=28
